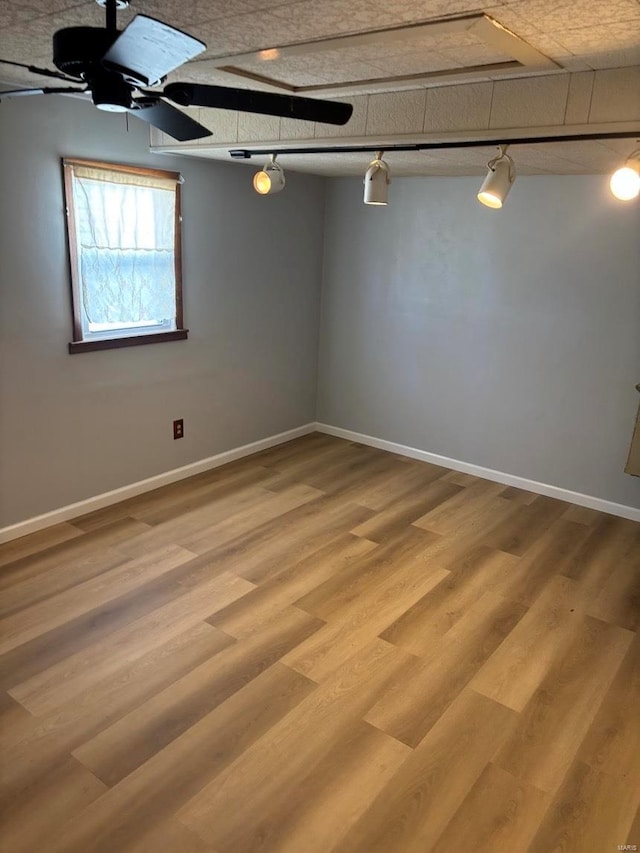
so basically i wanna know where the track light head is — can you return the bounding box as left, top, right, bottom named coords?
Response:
left=364, top=151, right=390, bottom=205
left=478, top=145, right=516, bottom=209
left=253, top=154, right=285, bottom=195
left=609, top=148, right=640, bottom=201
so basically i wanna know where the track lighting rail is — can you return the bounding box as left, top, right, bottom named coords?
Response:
left=229, top=129, right=640, bottom=159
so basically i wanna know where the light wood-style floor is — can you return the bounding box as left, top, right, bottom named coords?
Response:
left=1, top=433, right=639, bottom=853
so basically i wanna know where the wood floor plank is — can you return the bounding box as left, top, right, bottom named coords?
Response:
left=0, top=517, right=150, bottom=592
left=348, top=459, right=450, bottom=511
left=412, top=477, right=507, bottom=535
left=430, top=763, right=550, bottom=853
left=47, top=663, right=316, bottom=853
left=481, top=494, right=570, bottom=556
left=489, top=517, right=591, bottom=606
left=210, top=495, right=375, bottom=586
left=0, top=433, right=636, bottom=851
left=578, top=632, right=640, bottom=787
left=0, top=624, right=234, bottom=799
left=72, top=607, right=323, bottom=785
left=0, top=544, right=197, bottom=655
left=350, top=479, right=462, bottom=543
left=294, top=526, right=440, bottom=622
left=367, top=590, right=527, bottom=746
left=527, top=760, right=639, bottom=853
left=9, top=571, right=253, bottom=715
left=284, top=549, right=448, bottom=682
left=333, top=688, right=518, bottom=853
left=176, top=639, right=416, bottom=851
left=379, top=545, right=519, bottom=656
left=0, top=523, right=83, bottom=568
left=493, top=615, right=633, bottom=793
left=469, top=575, right=587, bottom=711
left=184, top=721, right=409, bottom=853
left=0, top=755, right=107, bottom=853
left=209, top=533, right=377, bottom=639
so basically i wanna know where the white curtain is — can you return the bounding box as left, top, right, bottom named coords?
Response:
left=73, top=175, right=176, bottom=326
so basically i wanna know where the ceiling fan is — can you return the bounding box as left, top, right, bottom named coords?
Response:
left=0, top=0, right=353, bottom=141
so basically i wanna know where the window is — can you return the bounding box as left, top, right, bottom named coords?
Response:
left=63, top=159, right=187, bottom=353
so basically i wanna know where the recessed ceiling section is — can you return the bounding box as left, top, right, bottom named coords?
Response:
left=209, top=14, right=560, bottom=95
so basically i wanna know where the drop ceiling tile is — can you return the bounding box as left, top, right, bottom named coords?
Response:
left=504, top=0, right=640, bottom=31
left=279, top=115, right=316, bottom=140
left=589, top=66, right=640, bottom=122
left=268, top=0, right=399, bottom=42
left=315, top=93, right=368, bottom=137
left=196, top=11, right=298, bottom=58
left=438, top=43, right=513, bottom=66
left=374, top=0, right=498, bottom=23
left=580, top=47, right=640, bottom=70
left=424, top=81, right=493, bottom=131
left=0, top=0, right=84, bottom=30
left=512, top=148, right=595, bottom=173
left=238, top=110, right=280, bottom=142
left=365, top=50, right=461, bottom=76
left=366, top=89, right=427, bottom=134
left=534, top=140, right=621, bottom=170
left=196, top=106, right=239, bottom=142
left=489, top=74, right=569, bottom=127
left=564, top=71, right=594, bottom=124
left=554, top=21, right=640, bottom=55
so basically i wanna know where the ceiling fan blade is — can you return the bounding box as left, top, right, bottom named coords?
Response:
left=163, top=82, right=353, bottom=126
left=0, top=58, right=77, bottom=82
left=0, top=86, right=85, bottom=99
left=103, top=15, right=206, bottom=86
left=129, top=99, right=212, bottom=141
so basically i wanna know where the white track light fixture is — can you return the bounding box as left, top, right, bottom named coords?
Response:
left=609, top=148, right=640, bottom=201
left=364, top=151, right=391, bottom=205
left=477, top=145, right=516, bottom=209
left=253, top=154, right=285, bottom=195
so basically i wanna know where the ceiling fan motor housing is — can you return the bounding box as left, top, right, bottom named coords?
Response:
left=53, top=27, right=118, bottom=78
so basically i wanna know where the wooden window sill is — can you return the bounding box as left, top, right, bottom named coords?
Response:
left=68, top=329, right=188, bottom=353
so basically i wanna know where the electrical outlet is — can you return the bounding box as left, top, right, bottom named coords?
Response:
left=173, top=419, right=184, bottom=440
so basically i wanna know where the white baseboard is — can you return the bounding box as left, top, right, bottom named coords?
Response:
left=315, top=422, right=640, bottom=523
left=3, top=419, right=638, bottom=544
left=0, top=423, right=316, bottom=544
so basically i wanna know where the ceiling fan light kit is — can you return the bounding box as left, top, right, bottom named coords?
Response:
left=0, top=0, right=353, bottom=140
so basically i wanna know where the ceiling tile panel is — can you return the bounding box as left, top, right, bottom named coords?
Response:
left=373, top=0, right=499, bottom=23
left=366, top=89, right=427, bottom=135
left=278, top=115, right=316, bottom=140
left=424, top=81, right=493, bottom=131
left=0, top=0, right=85, bottom=30
left=564, top=71, right=594, bottom=124
left=196, top=105, right=239, bottom=141
left=268, top=0, right=399, bottom=42
left=364, top=50, right=461, bottom=76
left=489, top=74, right=569, bottom=127
left=588, top=66, right=640, bottom=122
left=580, top=46, right=640, bottom=70
left=238, top=110, right=280, bottom=141
left=314, top=93, right=368, bottom=137
left=504, top=0, right=640, bottom=31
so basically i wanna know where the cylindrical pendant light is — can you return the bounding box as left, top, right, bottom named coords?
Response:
left=477, top=145, right=516, bottom=209
left=364, top=151, right=390, bottom=205
left=253, top=154, right=285, bottom=195
left=609, top=149, right=640, bottom=201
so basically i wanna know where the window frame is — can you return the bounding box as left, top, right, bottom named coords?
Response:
left=62, top=158, right=188, bottom=354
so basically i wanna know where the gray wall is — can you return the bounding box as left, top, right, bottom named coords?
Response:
left=0, top=95, right=325, bottom=526
left=318, top=175, right=640, bottom=509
